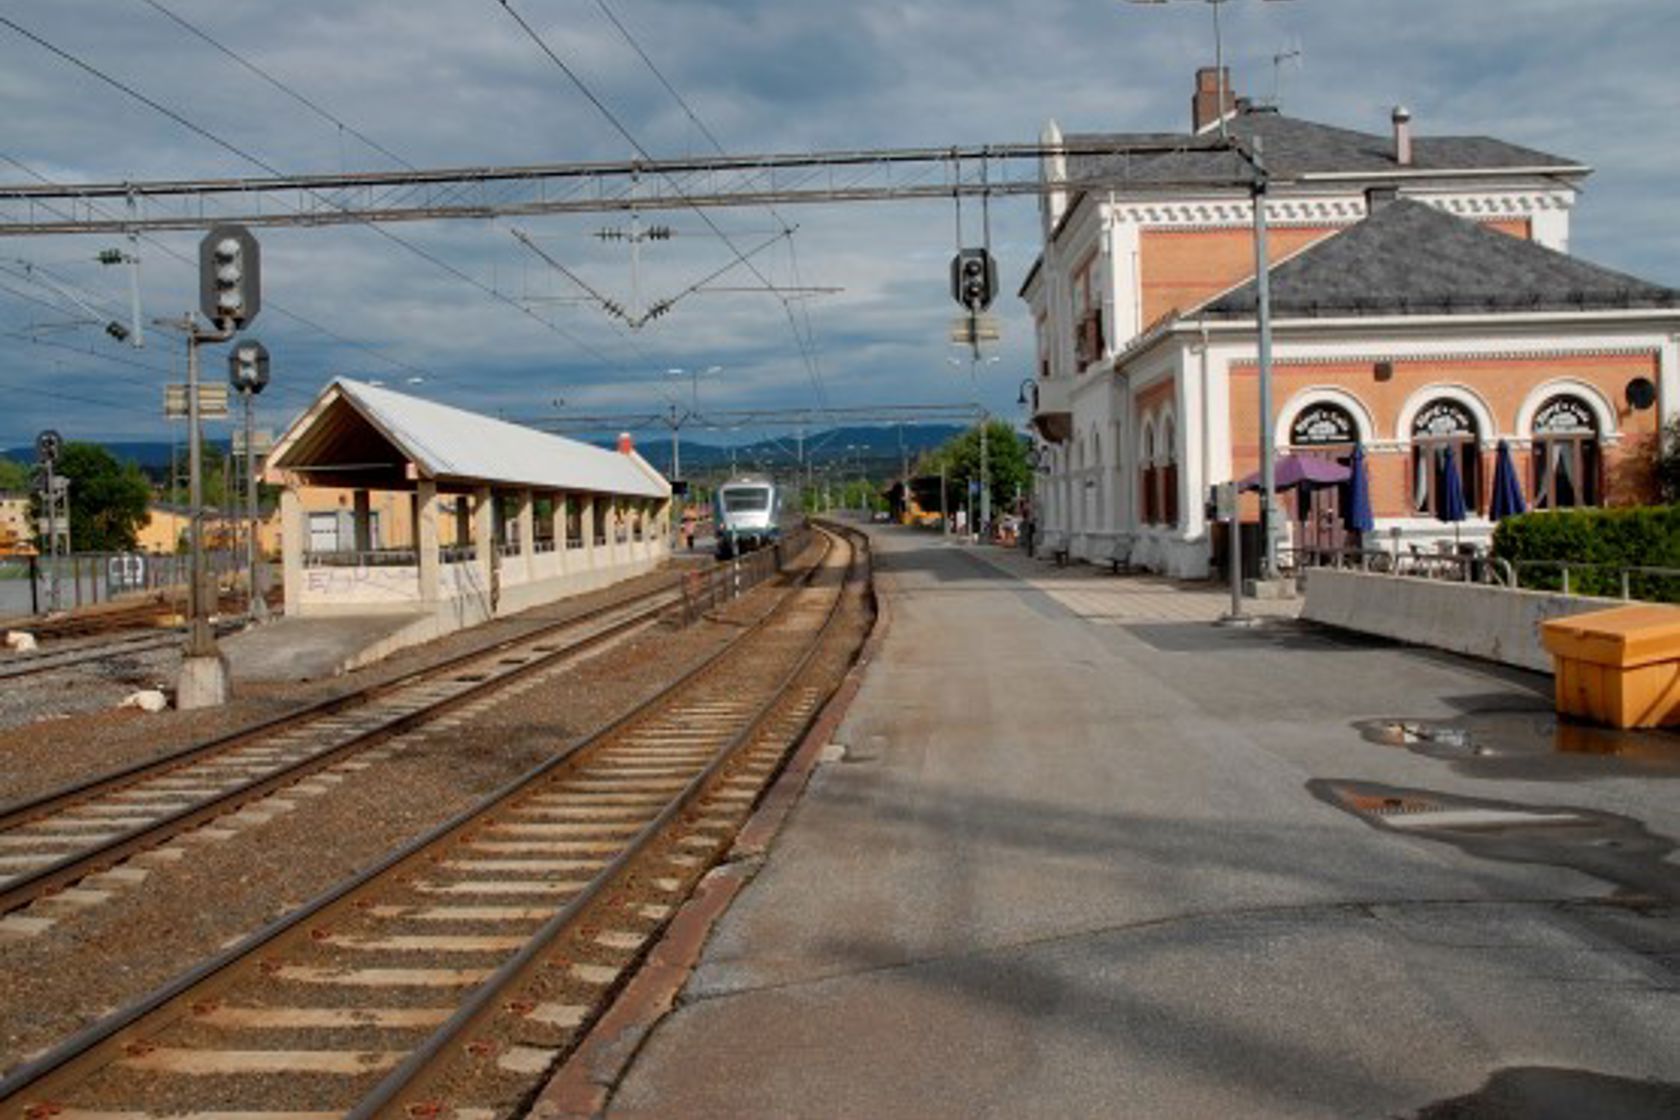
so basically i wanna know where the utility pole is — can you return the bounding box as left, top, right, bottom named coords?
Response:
left=34, top=429, right=62, bottom=613
left=1251, top=136, right=1279, bottom=580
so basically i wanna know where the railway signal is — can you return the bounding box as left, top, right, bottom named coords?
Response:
left=950, top=247, right=997, bottom=313
left=229, top=340, right=271, bottom=620
left=199, top=224, right=261, bottom=330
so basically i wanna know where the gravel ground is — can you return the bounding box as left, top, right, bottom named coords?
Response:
left=0, top=563, right=766, bottom=1073
left=425, top=532, right=877, bottom=1112
left=0, top=567, right=699, bottom=804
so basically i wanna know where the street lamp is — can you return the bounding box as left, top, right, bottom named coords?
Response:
left=1127, top=0, right=1294, bottom=580
left=1017, top=378, right=1038, bottom=410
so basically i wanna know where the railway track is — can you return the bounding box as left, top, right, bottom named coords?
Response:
left=0, top=522, right=867, bottom=1118
left=0, top=629, right=184, bottom=681
left=0, top=577, right=697, bottom=917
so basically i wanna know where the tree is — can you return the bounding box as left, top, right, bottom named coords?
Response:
left=1655, top=417, right=1680, bottom=505
left=918, top=419, right=1032, bottom=517
left=0, top=456, right=28, bottom=493
left=38, top=443, right=152, bottom=552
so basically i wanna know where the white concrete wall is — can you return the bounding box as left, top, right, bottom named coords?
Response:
left=1302, top=568, right=1619, bottom=673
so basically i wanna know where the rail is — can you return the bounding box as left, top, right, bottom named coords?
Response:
left=0, top=524, right=863, bottom=1115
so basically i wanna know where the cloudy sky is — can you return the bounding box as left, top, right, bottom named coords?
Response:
left=0, top=0, right=1675, bottom=454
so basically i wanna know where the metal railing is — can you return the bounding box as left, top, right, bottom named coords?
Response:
left=674, top=529, right=804, bottom=625
left=304, top=549, right=420, bottom=569
left=2, top=550, right=245, bottom=620
left=1283, top=546, right=1514, bottom=587
left=1507, top=559, right=1680, bottom=603
left=1288, top=546, right=1680, bottom=604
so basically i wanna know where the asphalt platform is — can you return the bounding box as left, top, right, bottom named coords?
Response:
left=601, top=523, right=1680, bottom=1119
left=220, top=611, right=425, bottom=682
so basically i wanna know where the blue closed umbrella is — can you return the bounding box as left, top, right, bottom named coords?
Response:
left=1489, top=439, right=1526, bottom=520
left=1346, top=442, right=1375, bottom=534
left=1439, top=444, right=1469, bottom=546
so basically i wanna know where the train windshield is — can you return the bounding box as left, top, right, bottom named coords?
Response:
left=722, top=488, right=771, bottom=512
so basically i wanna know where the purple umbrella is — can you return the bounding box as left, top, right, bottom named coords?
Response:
left=1237, top=453, right=1351, bottom=491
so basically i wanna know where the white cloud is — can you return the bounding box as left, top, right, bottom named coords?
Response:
left=1, top=0, right=1676, bottom=449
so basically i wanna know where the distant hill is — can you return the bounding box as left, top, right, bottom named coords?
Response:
left=5, top=421, right=972, bottom=482
left=2, top=440, right=218, bottom=472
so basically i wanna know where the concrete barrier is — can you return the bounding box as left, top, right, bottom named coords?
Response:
left=1302, top=569, right=1619, bottom=674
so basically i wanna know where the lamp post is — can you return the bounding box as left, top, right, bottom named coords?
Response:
left=1126, top=0, right=1293, bottom=580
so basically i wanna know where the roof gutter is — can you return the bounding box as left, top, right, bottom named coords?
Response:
left=1293, top=165, right=1592, bottom=184
left=1188, top=307, right=1680, bottom=334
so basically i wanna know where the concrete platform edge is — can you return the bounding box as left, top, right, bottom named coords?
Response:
left=528, top=540, right=892, bottom=1120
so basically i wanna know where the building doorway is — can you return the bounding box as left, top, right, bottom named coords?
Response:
left=1288, top=402, right=1360, bottom=558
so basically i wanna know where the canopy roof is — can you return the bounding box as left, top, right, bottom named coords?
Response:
left=268, top=378, right=668, bottom=498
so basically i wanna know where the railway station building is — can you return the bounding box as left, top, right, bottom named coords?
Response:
left=1021, top=70, right=1680, bottom=577
left=266, top=378, right=672, bottom=627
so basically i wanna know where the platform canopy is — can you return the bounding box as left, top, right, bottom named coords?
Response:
left=266, top=377, right=669, bottom=498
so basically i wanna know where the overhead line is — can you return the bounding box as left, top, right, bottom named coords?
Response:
left=131, top=0, right=417, bottom=172
left=589, top=0, right=829, bottom=406
left=496, top=0, right=827, bottom=402
left=588, top=0, right=830, bottom=406
left=0, top=14, right=632, bottom=374
left=0, top=151, right=430, bottom=392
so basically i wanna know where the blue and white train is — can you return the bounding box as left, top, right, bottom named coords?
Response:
left=713, top=476, right=781, bottom=559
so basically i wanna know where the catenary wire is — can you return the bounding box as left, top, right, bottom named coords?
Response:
left=0, top=15, right=633, bottom=374
left=588, top=0, right=831, bottom=408
left=496, top=0, right=829, bottom=406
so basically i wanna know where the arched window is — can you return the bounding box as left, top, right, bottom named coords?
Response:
left=1290, top=401, right=1358, bottom=450
left=1139, top=418, right=1158, bottom=525
left=1159, top=414, right=1179, bottom=528
left=1410, top=399, right=1480, bottom=515
left=1532, top=395, right=1601, bottom=509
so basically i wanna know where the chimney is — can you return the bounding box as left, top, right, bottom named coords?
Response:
left=617, top=432, right=634, bottom=454
left=1192, top=67, right=1235, bottom=134
left=1039, top=118, right=1068, bottom=240
left=1391, top=105, right=1413, bottom=166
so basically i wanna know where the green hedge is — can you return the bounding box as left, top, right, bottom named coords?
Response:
left=1491, top=506, right=1680, bottom=601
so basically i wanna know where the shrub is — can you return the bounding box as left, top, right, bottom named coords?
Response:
left=1491, top=506, right=1680, bottom=601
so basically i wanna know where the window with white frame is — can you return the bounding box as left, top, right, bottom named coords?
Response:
left=1410, top=399, right=1480, bottom=516
left=1531, top=395, right=1602, bottom=509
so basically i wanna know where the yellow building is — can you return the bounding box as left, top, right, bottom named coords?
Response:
left=0, top=492, right=33, bottom=555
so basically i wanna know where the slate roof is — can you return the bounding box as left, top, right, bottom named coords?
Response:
left=1063, top=105, right=1583, bottom=188
left=270, top=379, right=669, bottom=499
left=1197, top=200, right=1680, bottom=320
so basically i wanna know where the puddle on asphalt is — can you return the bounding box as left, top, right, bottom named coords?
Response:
left=1354, top=710, right=1680, bottom=781
left=1402, top=1065, right=1680, bottom=1120
left=1307, top=778, right=1680, bottom=903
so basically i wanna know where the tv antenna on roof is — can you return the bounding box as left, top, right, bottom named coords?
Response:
left=1270, top=40, right=1303, bottom=109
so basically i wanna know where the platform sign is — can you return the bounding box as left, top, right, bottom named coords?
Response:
left=230, top=428, right=274, bottom=457
left=949, top=314, right=1000, bottom=345
left=165, top=383, right=230, bottom=420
